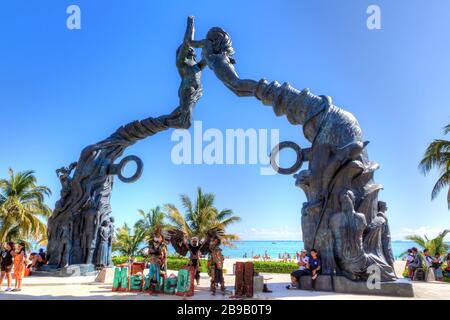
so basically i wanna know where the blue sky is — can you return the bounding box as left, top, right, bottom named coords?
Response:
left=1, top=0, right=449, bottom=241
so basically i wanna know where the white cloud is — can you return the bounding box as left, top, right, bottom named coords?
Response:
left=238, top=226, right=302, bottom=240
left=392, top=226, right=450, bottom=241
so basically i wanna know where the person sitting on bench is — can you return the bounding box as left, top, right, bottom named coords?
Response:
left=309, top=249, right=322, bottom=291
left=30, top=249, right=47, bottom=270
left=286, top=249, right=310, bottom=289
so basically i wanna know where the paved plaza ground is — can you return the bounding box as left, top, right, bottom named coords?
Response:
left=1, top=269, right=449, bottom=300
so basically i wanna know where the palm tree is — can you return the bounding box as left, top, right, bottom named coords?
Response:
left=0, top=168, right=52, bottom=242
left=134, top=206, right=170, bottom=242
left=165, top=187, right=241, bottom=246
left=419, top=123, right=450, bottom=209
left=112, top=223, right=146, bottom=260
left=405, top=229, right=450, bottom=256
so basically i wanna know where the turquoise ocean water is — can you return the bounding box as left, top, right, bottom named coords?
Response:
left=169, top=241, right=443, bottom=260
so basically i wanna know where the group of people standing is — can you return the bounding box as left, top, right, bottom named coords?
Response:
left=0, top=242, right=27, bottom=292
left=406, top=247, right=450, bottom=281
left=0, top=242, right=48, bottom=293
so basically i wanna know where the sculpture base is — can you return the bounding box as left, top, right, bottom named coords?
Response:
left=299, top=275, right=414, bottom=297
left=37, top=264, right=59, bottom=272
left=57, top=264, right=97, bottom=277
left=94, top=267, right=115, bottom=283
left=299, top=275, right=334, bottom=291
left=333, top=276, right=414, bottom=297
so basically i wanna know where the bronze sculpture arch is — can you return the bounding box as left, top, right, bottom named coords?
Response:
left=46, top=17, right=398, bottom=286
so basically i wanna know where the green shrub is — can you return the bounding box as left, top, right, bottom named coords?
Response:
left=402, top=268, right=409, bottom=278
left=112, top=255, right=145, bottom=265
left=166, top=257, right=189, bottom=270
left=113, top=255, right=207, bottom=272
left=167, top=257, right=208, bottom=272
left=253, top=261, right=297, bottom=274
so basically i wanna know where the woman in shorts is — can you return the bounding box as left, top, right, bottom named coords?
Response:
left=0, top=242, right=15, bottom=292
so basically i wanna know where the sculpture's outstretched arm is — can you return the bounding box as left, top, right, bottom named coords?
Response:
left=208, top=53, right=258, bottom=97
left=176, top=16, right=195, bottom=68
left=184, top=16, right=195, bottom=43
left=187, top=19, right=257, bottom=97
left=190, top=39, right=206, bottom=48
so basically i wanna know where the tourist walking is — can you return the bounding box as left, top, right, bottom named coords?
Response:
left=0, top=242, right=15, bottom=292
left=12, top=242, right=27, bottom=291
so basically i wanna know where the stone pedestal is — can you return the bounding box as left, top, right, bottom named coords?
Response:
left=253, top=275, right=264, bottom=293
left=297, top=275, right=414, bottom=297
left=333, top=276, right=414, bottom=297
left=299, top=275, right=333, bottom=291
left=58, top=264, right=96, bottom=277
left=94, top=267, right=115, bottom=283
left=38, top=264, right=58, bottom=272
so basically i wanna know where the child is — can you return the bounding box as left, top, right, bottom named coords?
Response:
left=309, top=249, right=321, bottom=291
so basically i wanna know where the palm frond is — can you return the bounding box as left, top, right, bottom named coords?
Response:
left=444, top=123, right=450, bottom=135
left=166, top=187, right=240, bottom=247
left=419, top=139, right=450, bottom=174
left=431, top=172, right=450, bottom=200
left=405, top=235, right=427, bottom=248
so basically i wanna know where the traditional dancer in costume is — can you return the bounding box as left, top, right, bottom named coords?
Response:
left=169, top=232, right=202, bottom=285
left=146, top=230, right=168, bottom=294
left=207, top=236, right=225, bottom=295
left=187, top=237, right=201, bottom=285
left=169, top=228, right=224, bottom=288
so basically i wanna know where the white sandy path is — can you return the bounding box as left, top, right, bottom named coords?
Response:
left=1, top=259, right=448, bottom=300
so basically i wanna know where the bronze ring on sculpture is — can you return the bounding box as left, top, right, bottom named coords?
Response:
left=270, top=141, right=304, bottom=175
left=112, top=155, right=144, bottom=183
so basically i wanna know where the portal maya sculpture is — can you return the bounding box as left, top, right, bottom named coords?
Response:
left=46, top=16, right=396, bottom=283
